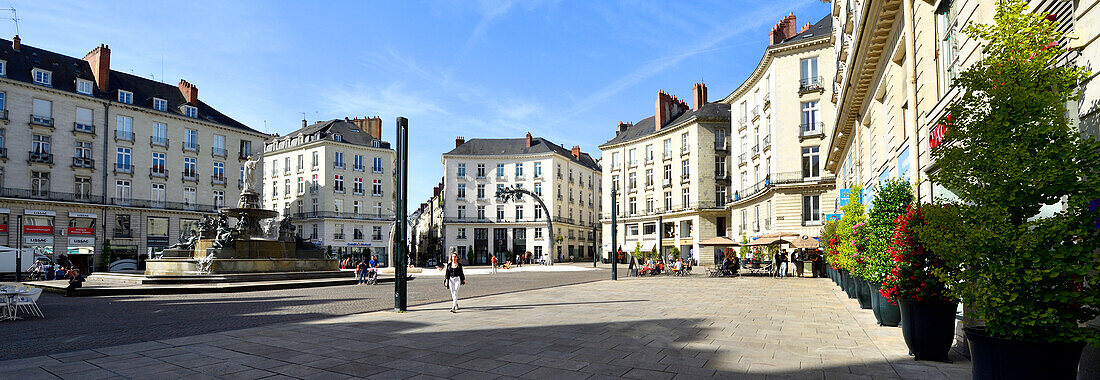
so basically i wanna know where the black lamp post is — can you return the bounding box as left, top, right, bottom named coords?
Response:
left=496, top=186, right=554, bottom=265
left=394, top=117, right=409, bottom=312
left=611, top=186, right=617, bottom=280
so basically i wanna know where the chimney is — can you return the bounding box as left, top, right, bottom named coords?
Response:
left=571, top=146, right=581, bottom=160
left=768, top=13, right=797, bottom=46
left=302, top=119, right=307, bottom=128
left=692, top=83, right=708, bottom=111
left=455, top=136, right=465, bottom=148
left=350, top=116, right=383, bottom=140
left=801, top=21, right=812, bottom=33
left=83, top=44, right=111, bottom=93
left=525, top=132, right=533, bottom=147
left=654, top=90, right=689, bottom=130
left=178, top=79, right=199, bottom=105
left=11, top=35, right=19, bottom=51
left=617, top=121, right=632, bottom=133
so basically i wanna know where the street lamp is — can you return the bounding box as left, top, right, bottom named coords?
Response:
left=496, top=185, right=554, bottom=265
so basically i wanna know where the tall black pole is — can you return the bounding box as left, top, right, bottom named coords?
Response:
left=611, top=186, right=617, bottom=280
left=592, top=223, right=597, bottom=268
left=16, top=215, right=23, bottom=282
left=394, top=117, right=409, bottom=312
left=657, top=215, right=663, bottom=264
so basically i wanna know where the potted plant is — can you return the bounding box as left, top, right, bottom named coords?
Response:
left=835, top=186, right=865, bottom=298
left=850, top=221, right=873, bottom=309
left=883, top=204, right=957, bottom=361
left=926, top=1, right=1100, bottom=377
left=861, top=178, right=914, bottom=325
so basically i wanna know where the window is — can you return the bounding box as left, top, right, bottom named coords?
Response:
left=152, top=122, right=168, bottom=145
left=117, top=90, right=133, bottom=104
left=372, top=179, right=382, bottom=196
left=334, top=199, right=343, bottom=213
left=937, top=0, right=961, bottom=90
left=213, top=135, right=226, bottom=156
left=801, top=146, right=820, bottom=178
left=354, top=177, right=364, bottom=194
left=75, top=176, right=91, bottom=200
left=214, top=191, right=225, bottom=208
left=496, top=163, right=505, bottom=177
left=32, top=98, right=52, bottom=124
left=115, top=115, right=133, bottom=141
left=334, top=152, right=344, bottom=168
left=645, top=169, right=653, bottom=187
left=457, top=228, right=467, bottom=239
left=32, top=171, right=49, bottom=196
left=515, top=205, right=524, bottom=220
left=373, top=157, right=383, bottom=173
left=477, top=184, right=485, bottom=199
left=184, top=129, right=198, bottom=150
left=334, top=175, right=345, bottom=192
left=184, top=105, right=198, bottom=118
left=74, top=141, right=92, bottom=162
left=534, top=206, right=543, bottom=220
left=801, top=101, right=820, bottom=133
left=717, top=185, right=727, bottom=204
left=311, top=174, right=318, bottom=193
left=496, top=206, right=505, bottom=220
left=32, top=69, right=52, bottom=86
left=298, top=177, right=305, bottom=194
left=534, top=182, right=542, bottom=196
left=628, top=172, right=636, bottom=191
left=662, top=139, right=671, bottom=158
left=800, top=57, right=819, bottom=82
left=184, top=157, right=197, bottom=177
left=0, top=92, right=5, bottom=111
left=645, top=144, right=654, bottom=162
left=153, top=97, right=168, bottom=111
left=496, top=184, right=504, bottom=197
left=32, top=134, right=51, bottom=155
left=477, top=205, right=486, bottom=220
left=0, top=60, right=5, bottom=76
left=353, top=154, right=364, bottom=171
left=151, top=152, right=166, bottom=174
left=372, top=226, right=383, bottom=241
left=681, top=132, right=689, bottom=152
left=476, top=163, right=486, bottom=178
left=457, top=184, right=467, bottom=199
left=803, top=195, right=821, bottom=224
left=628, top=148, right=637, bottom=166
left=213, top=162, right=225, bottom=180
left=663, top=164, right=671, bottom=185
left=533, top=162, right=542, bottom=177
left=115, top=179, right=131, bottom=201
left=681, top=188, right=690, bottom=207
left=354, top=227, right=364, bottom=240
left=298, top=154, right=305, bottom=171
left=457, top=163, right=466, bottom=177
left=645, top=197, right=654, bottom=213
left=534, top=228, right=543, bottom=239
left=898, top=147, right=912, bottom=180
left=77, top=79, right=94, bottom=95
left=284, top=157, right=291, bottom=174
left=681, top=160, right=690, bottom=179
left=515, top=163, right=523, bottom=177
left=457, top=205, right=466, bottom=219
left=715, top=156, right=726, bottom=177
left=611, top=152, right=621, bottom=169
left=312, top=151, right=319, bottom=168
left=151, top=183, right=166, bottom=206
left=116, top=147, right=132, bottom=171
left=311, top=224, right=318, bottom=239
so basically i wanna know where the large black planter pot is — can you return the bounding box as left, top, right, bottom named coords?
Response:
left=841, top=271, right=857, bottom=299
left=868, top=282, right=900, bottom=326
left=898, top=298, right=956, bottom=361
left=854, top=277, right=873, bottom=309
left=965, top=327, right=1085, bottom=379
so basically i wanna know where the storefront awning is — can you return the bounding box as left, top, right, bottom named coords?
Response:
left=698, top=237, right=739, bottom=246
left=789, top=237, right=821, bottom=249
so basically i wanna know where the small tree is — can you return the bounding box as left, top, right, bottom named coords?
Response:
left=927, top=0, right=1100, bottom=345
left=99, top=239, right=113, bottom=272
left=738, top=234, right=750, bottom=260
left=632, top=241, right=644, bottom=262
left=858, top=178, right=914, bottom=283
left=835, top=185, right=866, bottom=272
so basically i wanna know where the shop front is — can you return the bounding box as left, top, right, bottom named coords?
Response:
left=66, top=212, right=98, bottom=273
left=22, top=210, right=57, bottom=268
left=345, top=242, right=388, bottom=267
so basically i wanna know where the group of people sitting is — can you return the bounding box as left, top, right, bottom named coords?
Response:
left=638, top=258, right=693, bottom=276
left=25, top=260, right=72, bottom=281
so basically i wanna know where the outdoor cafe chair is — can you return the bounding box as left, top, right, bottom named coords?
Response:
left=13, top=288, right=43, bottom=318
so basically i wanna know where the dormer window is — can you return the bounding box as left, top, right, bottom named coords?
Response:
left=183, top=105, right=198, bottom=118
left=32, top=69, right=51, bottom=86
left=118, top=90, right=133, bottom=104
left=333, top=134, right=343, bottom=142
left=153, top=97, right=167, bottom=111
left=76, top=79, right=94, bottom=95
left=0, top=60, right=6, bottom=76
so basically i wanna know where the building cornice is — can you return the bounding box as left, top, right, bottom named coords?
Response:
left=266, top=138, right=395, bottom=156
left=598, top=116, right=729, bottom=150
left=718, top=35, right=832, bottom=104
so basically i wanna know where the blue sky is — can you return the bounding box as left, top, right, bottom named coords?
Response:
left=13, top=0, right=829, bottom=203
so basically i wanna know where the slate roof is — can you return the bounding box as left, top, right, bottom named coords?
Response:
left=445, top=136, right=601, bottom=171
left=280, top=119, right=392, bottom=149
left=0, top=38, right=260, bottom=134
left=773, top=14, right=832, bottom=47
left=600, top=102, right=731, bottom=147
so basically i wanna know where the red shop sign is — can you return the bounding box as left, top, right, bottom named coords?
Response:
left=68, top=227, right=95, bottom=235
left=0, top=224, right=7, bottom=233
left=23, top=225, right=54, bottom=234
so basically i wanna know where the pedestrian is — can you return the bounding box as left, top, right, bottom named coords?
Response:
left=65, top=269, right=85, bottom=297
left=356, top=260, right=368, bottom=285
left=444, top=249, right=466, bottom=313
left=368, top=255, right=379, bottom=284
left=779, top=250, right=789, bottom=278
left=491, top=254, right=498, bottom=274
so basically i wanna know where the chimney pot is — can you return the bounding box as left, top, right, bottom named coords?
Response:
left=11, top=35, right=19, bottom=51
left=83, top=43, right=111, bottom=93
left=455, top=136, right=465, bottom=148
left=526, top=132, right=533, bottom=147
left=178, top=79, right=199, bottom=105
left=302, top=119, right=307, bottom=128
left=692, top=83, right=708, bottom=111
left=571, top=146, right=581, bottom=159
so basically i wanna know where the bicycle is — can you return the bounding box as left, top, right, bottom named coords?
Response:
left=366, top=268, right=378, bottom=285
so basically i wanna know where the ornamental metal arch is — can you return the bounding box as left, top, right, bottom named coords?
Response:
left=496, top=185, right=554, bottom=265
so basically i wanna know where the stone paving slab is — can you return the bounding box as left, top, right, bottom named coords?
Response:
left=0, top=275, right=970, bottom=379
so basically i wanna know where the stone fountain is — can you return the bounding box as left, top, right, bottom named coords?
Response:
left=143, top=156, right=333, bottom=277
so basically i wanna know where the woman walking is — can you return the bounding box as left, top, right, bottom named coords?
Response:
left=444, top=249, right=466, bottom=313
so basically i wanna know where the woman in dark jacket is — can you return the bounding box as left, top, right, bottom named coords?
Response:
left=444, top=249, right=466, bottom=313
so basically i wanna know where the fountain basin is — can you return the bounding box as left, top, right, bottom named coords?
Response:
left=145, top=258, right=338, bottom=276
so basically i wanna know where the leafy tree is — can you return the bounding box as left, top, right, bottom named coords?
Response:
left=738, top=234, right=750, bottom=260
left=926, top=0, right=1100, bottom=344
left=858, top=178, right=914, bottom=283
left=834, top=186, right=866, bottom=272
left=99, top=239, right=113, bottom=272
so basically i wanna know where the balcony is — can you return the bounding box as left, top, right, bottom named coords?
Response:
left=0, top=109, right=7, bottom=121
left=715, top=171, right=729, bottom=180
left=663, top=151, right=672, bottom=161
left=738, top=153, right=747, bottom=166
left=663, top=178, right=672, bottom=187
left=183, top=142, right=200, bottom=153
left=752, top=144, right=760, bottom=158
left=714, top=138, right=728, bottom=151
left=802, top=214, right=825, bottom=227
left=182, top=170, right=198, bottom=182
left=738, top=117, right=748, bottom=131
left=333, top=233, right=345, bottom=240
left=799, top=77, right=825, bottom=94
left=211, top=147, right=228, bottom=157
left=211, top=174, right=226, bottom=185
left=150, top=167, right=167, bottom=178
left=334, top=186, right=346, bottom=194
left=73, top=122, right=95, bottom=135
left=114, top=164, right=133, bottom=175
left=150, top=136, right=169, bottom=147
left=334, top=162, right=345, bottom=170
left=799, top=122, right=826, bottom=139
left=763, top=135, right=772, bottom=151
left=72, top=157, right=95, bottom=169
left=751, top=106, right=760, bottom=121
left=353, top=165, right=364, bottom=172
left=290, top=211, right=396, bottom=221
left=373, top=167, right=383, bottom=174
left=0, top=147, right=6, bottom=158
left=29, top=151, right=53, bottom=164
left=0, top=187, right=105, bottom=203
left=763, top=93, right=772, bottom=110
left=238, top=151, right=251, bottom=161
left=681, top=146, right=690, bottom=156
left=115, top=130, right=134, bottom=142
left=30, top=114, right=54, bottom=128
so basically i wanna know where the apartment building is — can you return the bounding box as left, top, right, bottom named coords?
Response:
left=0, top=37, right=268, bottom=274
left=263, top=118, right=396, bottom=266
left=442, top=134, right=601, bottom=265
left=599, top=84, right=732, bottom=265
left=721, top=14, right=838, bottom=243
left=409, top=179, right=444, bottom=266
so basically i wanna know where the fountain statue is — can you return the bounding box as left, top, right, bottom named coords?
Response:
left=145, top=155, right=332, bottom=276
